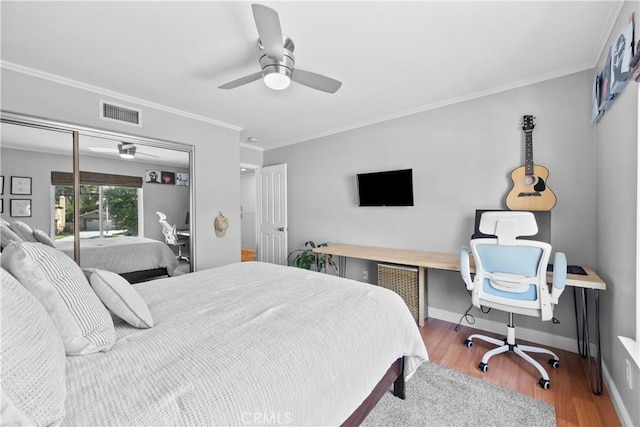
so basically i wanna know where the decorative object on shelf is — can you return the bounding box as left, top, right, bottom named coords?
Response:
left=175, top=173, right=189, bottom=186
left=214, top=212, right=229, bottom=237
left=505, top=115, right=556, bottom=211
left=10, top=199, right=31, bottom=217
left=288, top=241, right=338, bottom=273
left=161, top=171, right=175, bottom=185
left=10, top=176, right=32, bottom=195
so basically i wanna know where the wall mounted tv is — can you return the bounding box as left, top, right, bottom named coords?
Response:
left=357, top=168, right=414, bottom=207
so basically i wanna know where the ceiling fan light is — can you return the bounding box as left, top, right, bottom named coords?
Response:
left=263, top=71, right=291, bottom=90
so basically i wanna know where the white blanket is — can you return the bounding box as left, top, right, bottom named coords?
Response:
left=56, top=237, right=179, bottom=276
left=63, top=262, right=428, bottom=426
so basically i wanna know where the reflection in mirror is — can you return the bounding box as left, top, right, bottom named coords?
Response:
left=1, top=119, right=193, bottom=282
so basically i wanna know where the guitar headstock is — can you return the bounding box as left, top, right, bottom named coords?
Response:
left=521, top=115, right=536, bottom=132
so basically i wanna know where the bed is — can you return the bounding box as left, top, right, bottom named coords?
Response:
left=55, top=236, right=181, bottom=281
left=1, top=241, right=428, bottom=426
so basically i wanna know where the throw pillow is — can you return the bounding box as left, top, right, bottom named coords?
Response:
left=32, top=228, right=56, bottom=247
left=1, top=224, right=22, bottom=248
left=0, top=268, right=66, bottom=425
left=1, top=242, right=116, bottom=355
left=84, top=268, right=154, bottom=329
left=8, top=220, right=38, bottom=242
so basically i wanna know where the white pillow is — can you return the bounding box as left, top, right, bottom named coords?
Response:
left=32, top=228, right=56, bottom=247
left=1, top=224, right=22, bottom=247
left=84, top=268, right=154, bottom=329
left=9, top=221, right=38, bottom=242
left=0, top=268, right=66, bottom=425
left=1, top=242, right=116, bottom=355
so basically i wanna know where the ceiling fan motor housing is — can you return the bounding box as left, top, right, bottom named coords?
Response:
left=258, top=35, right=295, bottom=80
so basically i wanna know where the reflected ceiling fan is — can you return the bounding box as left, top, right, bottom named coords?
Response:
left=88, top=143, right=160, bottom=160
left=219, top=4, right=342, bottom=94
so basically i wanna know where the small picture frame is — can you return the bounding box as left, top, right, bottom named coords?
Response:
left=10, top=199, right=31, bottom=217
left=161, top=171, right=175, bottom=185
left=176, top=173, right=189, bottom=186
left=11, top=176, right=32, bottom=195
left=145, top=170, right=161, bottom=184
left=0, top=176, right=4, bottom=195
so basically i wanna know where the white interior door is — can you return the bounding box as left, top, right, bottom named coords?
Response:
left=257, top=164, right=287, bottom=264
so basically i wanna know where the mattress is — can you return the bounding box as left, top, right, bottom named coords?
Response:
left=56, top=237, right=179, bottom=276
left=63, top=261, right=428, bottom=426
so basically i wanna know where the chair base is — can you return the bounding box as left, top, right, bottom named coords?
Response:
left=464, top=323, right=560, bottom=390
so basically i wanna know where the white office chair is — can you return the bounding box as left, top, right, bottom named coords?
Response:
left=459, top=211, right=567, bottom=389
left=156, top=211, right=189, bottom=262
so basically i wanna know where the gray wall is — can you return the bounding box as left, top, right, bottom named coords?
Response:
left=1, top=69, right=241, bottom=270
left=0, top=147, right=189, bottom=243
left=594, top=1, right=639, bottom=425
left=266, top=70, right=595, bottom=340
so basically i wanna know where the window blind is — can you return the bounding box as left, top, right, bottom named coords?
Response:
left=51, top=171, right=143, bottom=188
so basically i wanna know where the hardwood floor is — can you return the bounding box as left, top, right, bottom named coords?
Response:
left=420, top=318, right=621, bottom=426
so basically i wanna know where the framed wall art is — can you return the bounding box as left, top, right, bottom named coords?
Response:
left=11, top=176, right=32, bottom=195
left=10, top=199, right=31, bottom=217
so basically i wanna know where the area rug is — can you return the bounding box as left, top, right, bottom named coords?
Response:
left=363, top=361, right=556, bottom=427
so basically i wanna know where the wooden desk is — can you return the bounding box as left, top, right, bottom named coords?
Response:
left=313, top=243, right=606, bottom=394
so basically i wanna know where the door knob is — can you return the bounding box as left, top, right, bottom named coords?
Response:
left=278, top=227, right=285, bottom=232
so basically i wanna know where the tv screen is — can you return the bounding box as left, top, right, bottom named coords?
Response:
left=357, top=169, right=414, bottom=207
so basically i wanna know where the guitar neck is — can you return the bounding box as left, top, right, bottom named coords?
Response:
left=524, top=129, right=534, bottom=176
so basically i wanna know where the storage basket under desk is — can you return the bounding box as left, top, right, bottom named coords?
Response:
left=377, top=263, right=424, bottom=323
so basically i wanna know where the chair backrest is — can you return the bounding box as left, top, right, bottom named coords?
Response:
left=156, top=211, right=178, bottom=245
left=461, top=211, right=566, bottom=321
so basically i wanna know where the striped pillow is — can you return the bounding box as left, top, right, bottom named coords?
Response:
left=1, top=268, right=66, bottom=425
left=1, top=242, right=115, bottom=355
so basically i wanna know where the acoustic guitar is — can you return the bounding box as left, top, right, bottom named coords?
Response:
left=505, top=115, right=556, bottom=211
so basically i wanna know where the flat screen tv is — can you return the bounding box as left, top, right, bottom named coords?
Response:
left=357, top=169, right=414, bottom=207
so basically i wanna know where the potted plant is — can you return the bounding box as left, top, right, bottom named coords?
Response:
left=288, top=241, right=338, bottom=273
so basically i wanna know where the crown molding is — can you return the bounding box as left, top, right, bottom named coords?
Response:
left=240, top=142, right=264, bottom=151
left=1, top=61, right=243, bottom=133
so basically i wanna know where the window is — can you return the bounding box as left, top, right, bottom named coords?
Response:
left=52, top=171, right=143, bottom=240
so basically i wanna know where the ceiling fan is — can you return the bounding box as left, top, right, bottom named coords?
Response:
left=88, top=143, right=160, bottom=160
left=219, top=4, right=342, bottom=94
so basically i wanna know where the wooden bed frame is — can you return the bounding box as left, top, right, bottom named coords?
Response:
left=341, top=357, right=405, bottom=426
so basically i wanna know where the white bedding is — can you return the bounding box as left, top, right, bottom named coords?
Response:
left=56, top=237, right=179, bottom=276
left=63, top=262, right=428, bottom=426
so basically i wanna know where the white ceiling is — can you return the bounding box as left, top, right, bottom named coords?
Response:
left=0, top=1, right=620, bottom=150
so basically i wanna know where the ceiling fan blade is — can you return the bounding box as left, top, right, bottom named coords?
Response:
left=252, top=4, right=284, bottom=59
left=291, top=69, right=342, bottom=94
left=137, top=152, right=161, bottom=158
left=219, top=71, right=263, bottom=89
left=88, top=146, right=118, bottom=153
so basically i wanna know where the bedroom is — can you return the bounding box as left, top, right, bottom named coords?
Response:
left=0, top=1, right=638, bottom=426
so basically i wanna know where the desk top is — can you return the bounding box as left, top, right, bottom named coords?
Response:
left=313, top=243, right=606, bottom=291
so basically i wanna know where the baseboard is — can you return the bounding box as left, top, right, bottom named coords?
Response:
left=601, top=361, right=633, bottom=426
left=429, top=307, right=632, bottom=425
left=428, top=307, right=591, bottom=354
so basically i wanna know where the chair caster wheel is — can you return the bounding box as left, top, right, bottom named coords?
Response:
left=549, top=359, right=560, bottom=369
left=464, top=339, right=473, bottom=348
left=538, top=378, right=550, bottom=390
left=479, top=362, right=488, bottom=373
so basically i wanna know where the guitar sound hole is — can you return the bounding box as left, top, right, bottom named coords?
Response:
left=524, top=176, right=535, bottom=185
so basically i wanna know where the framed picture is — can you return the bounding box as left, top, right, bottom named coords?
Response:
left=11, top=176, right=32, bottom=195
left=610, top=13, right=635, bottom=95
left=176, top=173, right=189, bottom=186
left=10, top=199, right=31, bottom=217
left=145, top=170, right=161, bottom=184
left=161, top=171, right=175, bottom=185
left=0, top=176, right=4, bottom=195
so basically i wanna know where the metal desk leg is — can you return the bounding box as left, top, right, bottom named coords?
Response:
left=573, top=287, right=603, bottom=395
